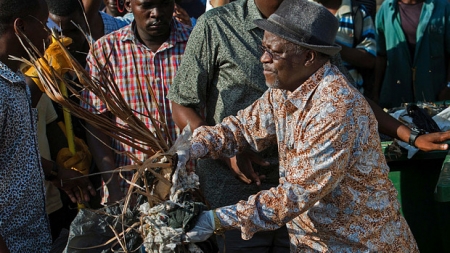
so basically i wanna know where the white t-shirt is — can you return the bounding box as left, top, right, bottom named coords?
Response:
left=36, top=94, right=63, bottom=214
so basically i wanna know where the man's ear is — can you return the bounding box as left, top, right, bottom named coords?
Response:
left=13, top=18, right=25, bottom=34
left=304, top=50, right=316, bottom=67
left=125, top=0, right=131, bottom=13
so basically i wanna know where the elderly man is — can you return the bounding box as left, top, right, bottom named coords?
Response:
left=184, top=0, right=419, bottom=251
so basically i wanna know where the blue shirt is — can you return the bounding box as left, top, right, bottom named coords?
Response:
left=0, top=61, right=52, bottom=252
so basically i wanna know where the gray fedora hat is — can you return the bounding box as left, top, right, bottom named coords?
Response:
left=254, top=0, right=341, bottom=56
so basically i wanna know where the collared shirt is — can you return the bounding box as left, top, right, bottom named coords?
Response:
left=168, top=0, right=282, bottom=209
left=334, top=0, right=376, bottom=89
left=0, top=61, right=52, bottom=252
left=191, top=63, right=419, bottom=252
left=376, top=0, right=450, bottom=108
left=82, top=18, right=191, bottom=196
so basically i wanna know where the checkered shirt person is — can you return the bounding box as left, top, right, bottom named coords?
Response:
left=81, top=18, right=191, bottom=203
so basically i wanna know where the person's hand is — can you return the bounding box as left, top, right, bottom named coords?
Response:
left=220, top=150, right=268, bottom=186
left=22, top=37, right=73, bottom=92
left=51, top=166, right=96, bottom=203
left=184, top=210, right=215, bottom=243
left=56, top=137, right=92, bottom=175
left=173, top=4, right=192, bottom=27
left=209, top=0, right=230, bottom=8
left=438, top=86, right=450, bottom=101
left=414, top=131, right=450, bottom=152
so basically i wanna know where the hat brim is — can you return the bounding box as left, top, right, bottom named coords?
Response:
left=254, top=19, right=341, bottom=56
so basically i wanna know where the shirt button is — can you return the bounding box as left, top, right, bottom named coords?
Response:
left=396, top=80, right=401, bottom=84
left=156, top=78, right=161, bottom=82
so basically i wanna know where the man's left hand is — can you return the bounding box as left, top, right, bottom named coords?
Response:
left=415, top=131, right=450, bottom=152
left=221, top=150, right=268, bottom=186
left=184, top=210, right=215, bottom=243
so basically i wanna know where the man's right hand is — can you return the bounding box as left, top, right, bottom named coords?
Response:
left=52, top=167, right=96, bottom=203
left=220, top=150, right=268, bottom=186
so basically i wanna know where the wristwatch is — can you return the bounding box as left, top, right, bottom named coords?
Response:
left=409, top=128, right=426, bottom=147
left=45, top=162, right=59, bottom=181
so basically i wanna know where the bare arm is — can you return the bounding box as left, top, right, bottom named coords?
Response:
left=367, top=98, right=449, bottom=151
left=438, top=55, right=450, bottom=100
left=339, top=46, right=375, bottom=70
left=86, top=116, right=123, bottom=202
left=0, top=235, right=10, bottom=253
left=171, top=101, right=207, bottom=131
left=373, top=55, right=387, bottom=103
left=82, top=0, right=104, bottom=40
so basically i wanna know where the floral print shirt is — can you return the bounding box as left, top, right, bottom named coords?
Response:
left=191, top=63, right=418, bottom=252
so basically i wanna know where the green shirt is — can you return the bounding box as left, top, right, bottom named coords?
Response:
left=376, top=0, right=450, bottom=108
left=168, top=0, right=280, bottom=208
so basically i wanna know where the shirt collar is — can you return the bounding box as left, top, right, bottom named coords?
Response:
left=120, top=18, right=191, bottom=48
left=0, top=61, right=24, bottom=84
left=244, top=0, right=265, bottom=31
left=336, top=0, right=353, bottom=16
left=284, top=62, right=333, bottom=110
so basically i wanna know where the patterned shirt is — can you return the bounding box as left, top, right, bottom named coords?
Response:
left=82, top=19, right=191, bottom=195
left=191, top=63, right=419, bottom=252
left=0, top=61, right=52, bottom=252
left=168, top=0, right=355, bottom=209
left=334, top=0, right=376, bottom=90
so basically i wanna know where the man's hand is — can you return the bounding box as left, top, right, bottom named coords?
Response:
left=221, top=150, right=268, bottom=186
left=56, top=137, right=92, bottom=175
left=173, top=4, right=192, bottom=27
left=22, top=37, right=73, bottom=92
left=414, top=131, right=450, bottom=152
left=51, top=167, right=96, bottom=203
left=184, top=210, right=215, bottom=243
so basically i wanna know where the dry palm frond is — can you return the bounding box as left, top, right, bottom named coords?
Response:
left=12, top=26, right=203, bottom=252
left=12, top=28, right=170, bottom=158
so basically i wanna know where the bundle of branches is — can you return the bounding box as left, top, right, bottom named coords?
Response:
left=13, top=27, right=206, bottom=252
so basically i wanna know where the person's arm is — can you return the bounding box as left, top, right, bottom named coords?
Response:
left=191, top=88, right=356, bottom=239
left=171, top=102, right=207, bottom=130
left=82, top=0, right=104, bottom=40
left=172, top=101, right=268, bottom=184
left=367, top=97, right=450, bottom=151
left=338, top=46, right=375, bottom=69
left=209, top=0, right=230, bottom=8
left=0, top=235, right=10, bottom=253
left=86, top=119, right=124, bottom=203
left=373, top=55, right=386, bottom=103
left=438, top=55, right=450, bottom=101
left=339, top=11, right=376, bottom=69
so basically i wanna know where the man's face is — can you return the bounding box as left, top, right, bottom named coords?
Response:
left=24, top=0, right=50, bottom=55
left=103, top=0, right=125, bottom=16
left=130, top=0, right=175, bottom=40
left=48, top=11, right=88, bottom=64
left=260, top=31, right=308, bottom=92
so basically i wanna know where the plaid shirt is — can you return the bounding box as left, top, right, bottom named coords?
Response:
left=82, top=18, right=191, bottom=198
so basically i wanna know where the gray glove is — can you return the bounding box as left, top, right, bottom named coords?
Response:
left=184, top=210, right=215, bottom=242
